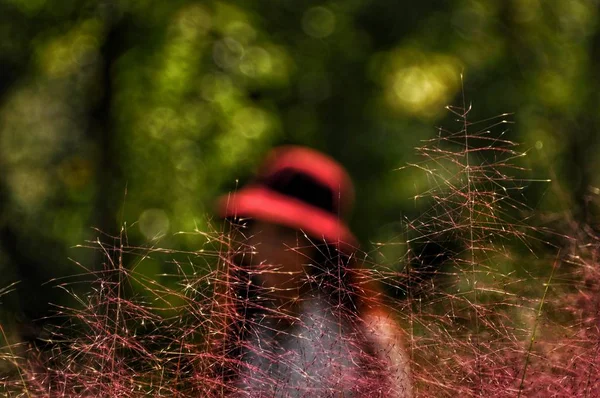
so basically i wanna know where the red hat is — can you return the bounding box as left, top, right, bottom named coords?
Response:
left=217, top=146, right=358, bottom=254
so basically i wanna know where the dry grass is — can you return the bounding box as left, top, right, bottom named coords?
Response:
left=1, top=99, right=599, bottom=397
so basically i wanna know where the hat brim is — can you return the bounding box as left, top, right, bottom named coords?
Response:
left=217, top=186, right=358, bottom=254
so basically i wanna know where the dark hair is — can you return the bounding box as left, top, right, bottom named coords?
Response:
left=257, top=168, right=337, bottom=215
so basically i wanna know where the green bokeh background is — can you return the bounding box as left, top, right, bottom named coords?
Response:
left=1, top=0, right=599, bottom=343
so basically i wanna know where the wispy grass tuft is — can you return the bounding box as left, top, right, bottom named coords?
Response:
left=1, top=96, right=599, bottom=397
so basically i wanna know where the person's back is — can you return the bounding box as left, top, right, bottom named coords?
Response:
left=216, top=147, right=412, bottom=397
left=237, top=290, right=364, bottom=397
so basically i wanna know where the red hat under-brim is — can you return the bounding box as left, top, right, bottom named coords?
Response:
left=218, top=186, right=358, bottom=254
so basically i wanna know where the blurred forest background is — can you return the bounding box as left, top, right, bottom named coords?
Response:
left=1, top=0, right=600, bottom=350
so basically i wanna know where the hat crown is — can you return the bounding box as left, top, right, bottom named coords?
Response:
left=218, top=146, right=358, bottom=252
left=256, top=147, right=354, bottom=218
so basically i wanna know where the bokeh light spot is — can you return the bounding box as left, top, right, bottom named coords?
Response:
left=175, top=4, right=212, bottom=38
left=302, top=7, right=336, bottom=38
left=139, top=209, right=171, bottom=240
left=233, top=107, right=269, bottom=138
left=224, top=21, right=257, bottom=45
left=7, top=168, right=51, bottom=210
left=213, top=37, right=244, bottom=69
left=378, top=49, right=462, bottom=118
left=38, top=19, right=103, bottom=79
left=146, top=107, right=177, bottom=139
left=535, top=140, right=543, bottom=150
left=201, top=73, right=234, bottom=102
left=239, top=46, right=272, bottom=78
left=537, top=70, right=572, bottom=109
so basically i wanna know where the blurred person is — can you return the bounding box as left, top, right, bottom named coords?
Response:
left=214, top=146, right=412, bottom=397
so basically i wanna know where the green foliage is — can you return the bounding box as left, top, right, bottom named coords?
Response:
left=1, top=0, right=600, bottom=354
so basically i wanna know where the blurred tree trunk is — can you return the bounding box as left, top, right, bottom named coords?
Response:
left=89, top=12, right=127, bottom=243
